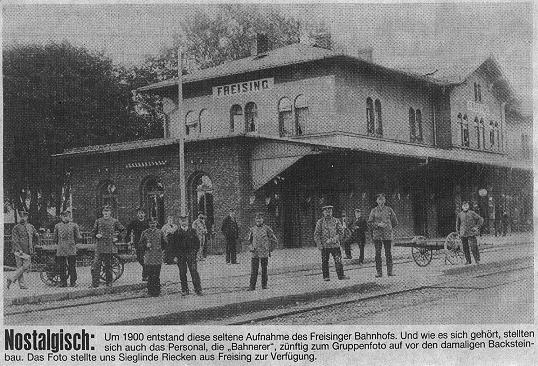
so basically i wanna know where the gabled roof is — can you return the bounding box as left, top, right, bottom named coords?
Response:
left=388, top=55, right=516, bottom=100
left=137, top=42, right=448, bottom=93
left=138, top=43, right=339, bottom=92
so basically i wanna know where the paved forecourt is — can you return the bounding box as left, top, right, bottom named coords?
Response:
left=4, top=233, right=532, bottom=325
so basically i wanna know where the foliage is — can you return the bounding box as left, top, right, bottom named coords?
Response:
left=3, top=42, right=157, bottom=226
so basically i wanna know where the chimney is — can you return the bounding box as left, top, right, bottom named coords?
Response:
left=357, top=47, right=373, bottom=63
left=252, top=33, right=269, bottom=56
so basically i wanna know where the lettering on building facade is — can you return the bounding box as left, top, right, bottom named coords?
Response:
left=213, top=78, right=274, bottom=98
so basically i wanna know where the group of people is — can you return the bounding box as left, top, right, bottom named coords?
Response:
left=7, top=193, right=485, bottom=296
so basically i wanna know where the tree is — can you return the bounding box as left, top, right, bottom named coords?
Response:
left=3, top=42, right=156, bottom=226
left=131, top=4, right=334, bottom=120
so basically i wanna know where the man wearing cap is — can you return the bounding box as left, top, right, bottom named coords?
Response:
left=221, top=208, right=239, bottom=264
left=126, top=208, right=150, bottom=281
left=192, top=212, right=208, bottom=261
left=91, top=205, right=125, bottom=287
left=314, top=205, right=349, bottom=281
left=350, top=208, right=368, bottom=264
left=456, top=201, right=484, bottom=265
left=7, top=211, right=39, bottom=290
left=248, top=212, right=278, bottom=290
left=53, top=210, right=82, bottom=287
left=139, top=217, right=165, bottom=297
left=168, top=215, right=202, bottom=295
left=368, top=193, right=398, bottom=277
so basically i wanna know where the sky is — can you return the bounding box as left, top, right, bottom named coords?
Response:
left=2, top=2, right=534, bottom=103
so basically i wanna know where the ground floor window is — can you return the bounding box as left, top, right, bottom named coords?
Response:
left=141, top=176, right=165, bottom=225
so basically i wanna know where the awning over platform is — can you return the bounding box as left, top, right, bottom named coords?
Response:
left=251, top=140, right=319, bottom=190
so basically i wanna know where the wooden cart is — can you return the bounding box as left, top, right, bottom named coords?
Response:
left=394, top=232, right=465, bottom=267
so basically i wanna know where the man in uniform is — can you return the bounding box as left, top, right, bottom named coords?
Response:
left=168, top=215, right=203, bottom=296
left=368, top=193, right=398, bottom=277
left=314, top=205, right=349, bottom=281
left=350, top=208, right=368, bottom=264
left=221, top=208, right=239, bottom=264
left=456, top=201, right=484, bottom=265
left=139, top=217, right=165, bottom=297
left=91, top=205, right=125, bottom=287
left=7, top=211, right=39, bottom=289
left=54, top=210, right=82, bottom=287
left=126, top=208, right=149, bottom=281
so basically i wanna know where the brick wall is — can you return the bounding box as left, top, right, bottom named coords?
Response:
left=66, top=138, right=253, bottom=254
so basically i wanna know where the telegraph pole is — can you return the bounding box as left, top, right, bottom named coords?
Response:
left=177, top=47, right=187, bottom=216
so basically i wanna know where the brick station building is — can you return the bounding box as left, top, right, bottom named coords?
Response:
left=54, top=39, right=532, bottom=253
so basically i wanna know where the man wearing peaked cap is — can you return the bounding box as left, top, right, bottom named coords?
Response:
left=54, top=209, right=82, bottom=287
left=91, top=205, right=125, bottom=287
left=314, top=204, right=349, bottom=281
left=139, top=217, right=165, bottom=296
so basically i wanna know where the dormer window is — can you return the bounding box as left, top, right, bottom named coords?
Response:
left=474, top=82, right=482, bottom=103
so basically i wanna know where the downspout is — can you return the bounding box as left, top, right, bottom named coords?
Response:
left=431, top=93, right=437, bottom=147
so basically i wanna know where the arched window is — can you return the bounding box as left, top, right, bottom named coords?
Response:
left=474, top=117, right=480, bottom=149
left=295, top=94, right=308, bottom=136
left=245, top=102, right=257, bottom=132
left=141, top=177, right=165, bottom=225
left=494, top=122, right=500, bottom=150
left=185, top=110, right=198, bottom=136
left=230, top=105, right=242, bottom=133
left=474, top=82, right=482, bottom=102
left=461, top=114, right=469, bottom=147
left=415, top=109, right=423, bottom=141
left=479, top=118, right=485, bottom=150
left=366, top=98, right=375, bottom=135
left=374, top=99, right=383, bottom=136
left=278, top=97, right=293, bottom=137
left=188, top=173, right=214, bottom=231
left=199, top=109, right=209, bottom=135
left=489, top=121, right=495, bottom=148
left=409, top=108, right=416, bottom=141
left=97, top=180, right=118, bottom=217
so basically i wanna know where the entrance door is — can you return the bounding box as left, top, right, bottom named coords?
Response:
left=411, top=190, right=427, bottom=236
left=281, top=188, right=302, bottom=248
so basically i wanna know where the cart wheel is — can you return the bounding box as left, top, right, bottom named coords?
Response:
left=40, top=264, right=61, bottom=287
left=444, top=232, right=465, bottom=265
left=100, top=255, right=125, bottom=283
left=411, top=246, right=432, bottom=267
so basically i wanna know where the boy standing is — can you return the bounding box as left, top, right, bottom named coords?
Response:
left=54, top=210, right=82, bottom=287
left=139, top=217, right=165, bottom=297
left=248, top=213, right=278, bottom=290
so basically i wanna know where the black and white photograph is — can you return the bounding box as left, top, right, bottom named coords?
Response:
left=2, top=1, right=535, bottom=364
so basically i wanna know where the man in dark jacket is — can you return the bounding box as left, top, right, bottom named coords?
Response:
left=126, top=208, right=150, bottom=281
left=221, top=208, right=239, bottom=264
left=350, top=208, right=368, bottom=264
left=7, top=211, right=39, bottom=290
left=168, top=215, right=202, bottom=295
left=456, top=201, right=484, bottom=265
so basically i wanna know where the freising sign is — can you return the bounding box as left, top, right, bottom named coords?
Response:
left=467, top=101, right=490, bottom=117
left=213, top=78, right=273, bottom=98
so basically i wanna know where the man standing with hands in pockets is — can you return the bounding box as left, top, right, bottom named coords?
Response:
left=456, top=200, right=484, bottom=265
